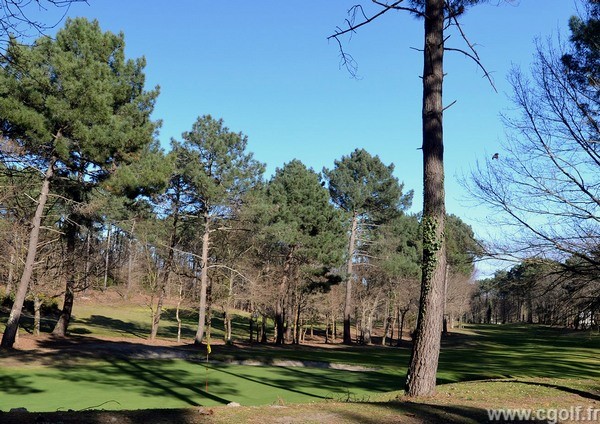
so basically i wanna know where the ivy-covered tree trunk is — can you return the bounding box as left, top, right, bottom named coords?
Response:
left=1, top=160, right=54, bottom=349
left=406, top=0, right=447, bottom=397
left=194, top=213, right=211, bottom=345
left=343, top=212, right=358, bottom=344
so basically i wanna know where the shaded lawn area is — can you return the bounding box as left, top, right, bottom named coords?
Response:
left=0, top=358, right=398, bottom=411
left=0, top=322, right=598, bottom=413
left=66, top=303, right=257, bottom=341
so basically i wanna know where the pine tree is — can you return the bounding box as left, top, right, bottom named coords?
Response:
left=266, top=160, right=345, bottom=345
left=174, top=115, right=265, bottom=345
left=323, top=148, right=413, bottom=344
left=0, top=18, right=159, bottom=346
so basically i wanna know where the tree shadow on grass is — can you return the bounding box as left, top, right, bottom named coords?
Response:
left=502, top=379, right=600, bottom=402
left=209, top=365, right=332, bottom=401
left=108, top=357, right=232, bottom=406
left=337, top=401, right=548, bottom=424
left=17, top=316, right=56, bottom=335
left=73, top=315, right=148, bottom=339
left=0, top=374, right=44, bottom=395
left=36, top=354, right=236, bottom=408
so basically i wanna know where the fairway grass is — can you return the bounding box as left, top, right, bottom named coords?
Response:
left=1, top=304, right=599, bottom=420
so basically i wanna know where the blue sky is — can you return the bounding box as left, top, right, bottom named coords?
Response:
left=30, top=0, right=582, bottom=276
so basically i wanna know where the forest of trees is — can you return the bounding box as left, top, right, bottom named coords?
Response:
left=0, top=18, right=485, bottom=352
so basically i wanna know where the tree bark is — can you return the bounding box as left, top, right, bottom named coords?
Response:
left=390, top=305, right=398, bottom=345
left=151, top=195, right=180, bottom=340
left=52, top=217, right=78, bottom=337
left=176, top=290, right=182, bottom=343
left=83, top=231, right=91, bottom=294
left=343, top=212, right=358, bottom=344
left=150, top=243, right=173, bottom=340
left=225, top=270, right=234, bottom=344
left=406, top=0, right=446, bottom=397
left=1, top=160, right=54, bottom=349
left=194, top=212, right=211, bottom=345
left=126, top=223, right=135, bottom=297
left=33, top=294, right=42, bottom=337
left=382, top=298, right=391, bottom=346
left=5, top=251, right=15, bottom=296
left=325, top=313, right=330, bottom=344
left=294, top=300, right=301, bottom=344
left=275, top=248, right=294, bottom=345
left=260, top=314, right=267, bottom=343
left=103, top=224, right=111, bottom=290
left=398, top=307, right=408, bottom=347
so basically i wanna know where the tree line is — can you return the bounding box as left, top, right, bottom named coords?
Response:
left=0, top=17, right=481, bottom=351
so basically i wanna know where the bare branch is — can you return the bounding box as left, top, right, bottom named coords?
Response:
left=442, top=99, right=457, bottom=111
left=328, top=1, right=406, bottom=41
left=444, top=46, right=497, bottom=92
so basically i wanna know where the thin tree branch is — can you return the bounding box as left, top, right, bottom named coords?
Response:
left=444, top=46, right=497, bottom=92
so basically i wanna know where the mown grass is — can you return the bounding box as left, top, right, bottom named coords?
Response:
left=1, top=301, right=599, bottom=417
left=62, top=301, right=260, bottom=342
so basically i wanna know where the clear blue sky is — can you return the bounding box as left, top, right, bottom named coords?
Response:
left=31, top=0, right=582, bottom=276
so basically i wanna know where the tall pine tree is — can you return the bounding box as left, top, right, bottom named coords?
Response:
left=323, top=148, right=412, bottom=344
left=266, top=160, right=345, bottom=345
left=174, top=115, right=264, bottom=345
left=0, top=18, right=159, bottom=346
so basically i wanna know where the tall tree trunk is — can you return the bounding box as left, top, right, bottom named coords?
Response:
left=194, top=212, right=211, bottom=345
left=443, top=264, right=449, bottom=336
left=150, top=286, right=166, bottom=340
left=103, top=224, right=111, bottom=290
left=176, top=284, right=183, bottom=343
left=5, top=251, right=15, bottom=296
left=382, top=298, right=391, bottom=346
left=52, top=218, right=78, bottom=337
left=1, top=160, right=54, bottom=349
left=526, top=291, right=533, bottom=324
left=285, top=305, right=293, bottom=343
left=333, top=317, right=337, bottom=340
left=325, top=313, right=330, bottom=344
left=260, top=313, right=267, bottom=343
left=343, top=212, right=358, bottom=344
left=126, top=231, right=135, bottom=297
left=150, top=197, right=180, bottom=340
left=206, top=307, right=212, bottom=341
left=275, top=248, right=294, bottom=345
left=33, top=294, right=42, bottom=337
left=225, top=270, right=234, bottom=344
left=364, top=314, right=373, bottom=345
left=398, top=307, right=407, bottom=347
left=294, top=300, right=301, bottom=344
left=364, top=293, right=380, bottom=345
left=406, top=0, right=446, bottom=397
left=248, top=312, right=253, bottom=343
left=83, top=231, right=91, bottom=294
